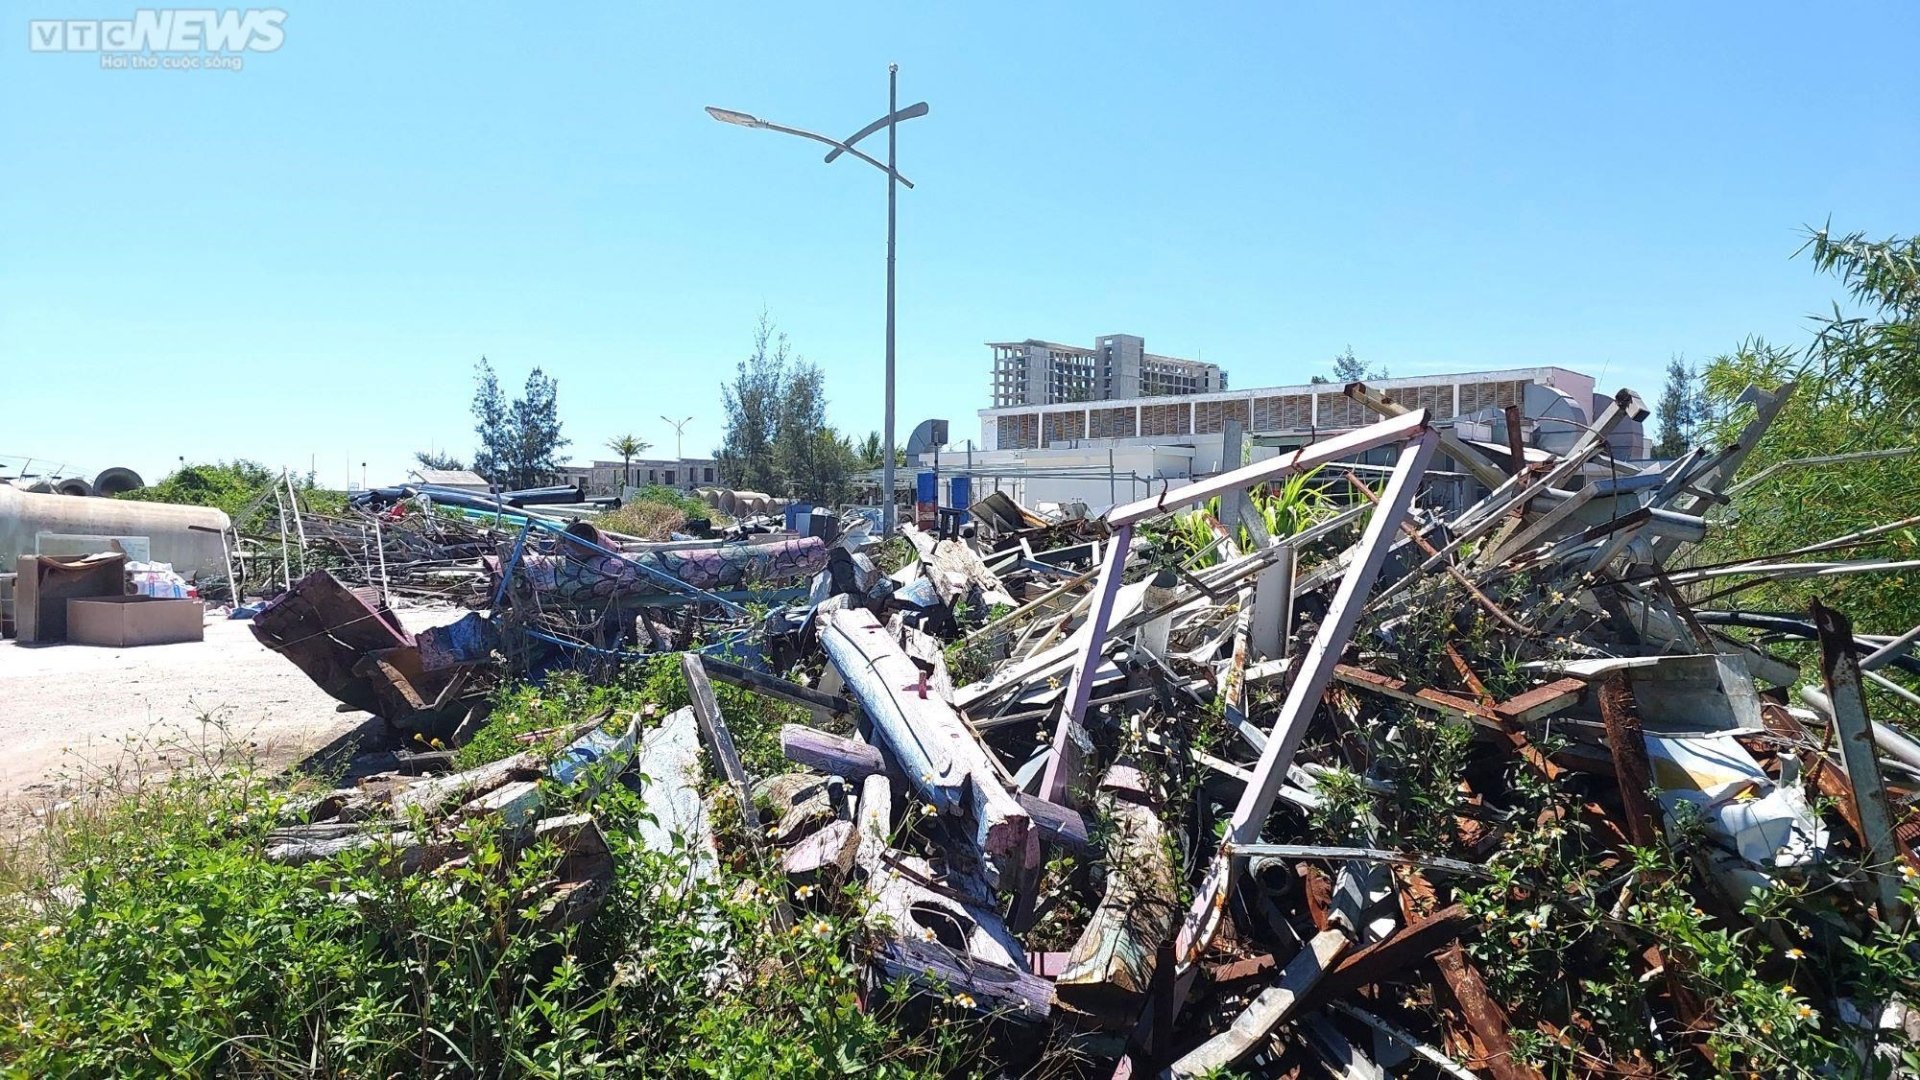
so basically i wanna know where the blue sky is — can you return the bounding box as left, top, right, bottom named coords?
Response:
left=3, top=2, right=1915, bottom=489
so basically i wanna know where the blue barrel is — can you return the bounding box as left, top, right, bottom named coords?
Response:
left=948, top=475, right=972, bottom=520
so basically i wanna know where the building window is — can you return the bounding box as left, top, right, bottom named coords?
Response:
left=665, top=470, right=676, bottom=486
left=703, top=467, right=714, bottom=483
left=648, top=470, right=657, bottom=483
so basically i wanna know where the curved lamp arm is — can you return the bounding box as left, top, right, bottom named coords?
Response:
left=705, top=106, right=914, bottom=188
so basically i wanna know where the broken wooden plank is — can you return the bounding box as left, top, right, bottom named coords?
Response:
left=1056, top=765, right=1178, bottom=1023
left=702, top=655, right=856, bottom=720
left=1813, top=599, right=1909, bottom=928
left=1596, top=672, right=1662, bottom=849
left=682, top=654, right=759, bottom=822
left=1163, top=929, right=1350, bottom=1078
left=390, top=751, right=540, bottom=818
left=1433, top=942, right=1543, bottom=1080
left=782, top=819, right=860, bottom=888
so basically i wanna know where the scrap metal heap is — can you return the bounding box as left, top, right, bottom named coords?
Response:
left=258, top=379, right=1920, bottom=1076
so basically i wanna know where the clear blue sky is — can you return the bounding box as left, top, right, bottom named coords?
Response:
left=4, top=2, right=1915, bottom=489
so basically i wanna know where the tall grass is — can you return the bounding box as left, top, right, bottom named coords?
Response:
left=0, top=701, right=967, bottom=1078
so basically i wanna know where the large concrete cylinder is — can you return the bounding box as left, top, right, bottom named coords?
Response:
left=0, top=486, right=231, bottom=579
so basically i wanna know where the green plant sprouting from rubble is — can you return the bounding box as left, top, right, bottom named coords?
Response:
left=0, top=700, right=977, bottom=1078
left=1157, top=470, right=1335, bottom=569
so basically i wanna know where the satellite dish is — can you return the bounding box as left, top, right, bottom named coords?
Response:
left=905, top=418, right=949, bottom=457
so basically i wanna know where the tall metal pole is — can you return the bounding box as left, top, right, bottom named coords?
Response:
left=882, top=63, right=899, bottom=535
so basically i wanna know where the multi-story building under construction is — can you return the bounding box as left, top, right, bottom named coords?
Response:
left=988, top=333, right=1226, bottom=408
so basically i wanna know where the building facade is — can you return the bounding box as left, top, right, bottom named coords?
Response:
left=554, top=457, right=720, bottom=497
left=958, top=366, right=1648, bottom=512
left=988, top=333, right=1226, bottom=408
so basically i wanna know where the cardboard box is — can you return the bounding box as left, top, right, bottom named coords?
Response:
left=65, top=595, right=205, bottom=647
left=15, top=553, right=128, bottom=643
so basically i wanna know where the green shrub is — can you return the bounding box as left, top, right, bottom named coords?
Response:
left=116, top=460, right=346, bottom=528
left=596, top=500, right=688, bottom=540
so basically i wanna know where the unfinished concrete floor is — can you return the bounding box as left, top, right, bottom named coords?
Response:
left=0, top=604, right=462, bottom=830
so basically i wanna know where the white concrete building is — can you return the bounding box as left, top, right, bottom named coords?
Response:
left=952, top=366, right=1647, bottom=512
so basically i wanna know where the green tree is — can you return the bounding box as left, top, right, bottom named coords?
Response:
left=412, top=449, right=466, bottom=472
left=856, top=431, right=884, bottom=470
left=470, top=358, right=510, bottom=483
left=1696, top=224, right=1920, bottom=640
left=605, top=433, right=650, bottom=489
left=1329, top=345, right=1387, bottom=384
left=470, top=358, right=571, bottom=490
left=717, top=313, right=787, bottom=493
left=717, top=314, right=860, bottom=502
left=1652, top=357, right=1698, bottom=458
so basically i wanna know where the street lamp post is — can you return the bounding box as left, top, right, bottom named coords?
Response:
left=660, top=415, right=693, bottom=463
left=706, top=65, right=927, bottom=534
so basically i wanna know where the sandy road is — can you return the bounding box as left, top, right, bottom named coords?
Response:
left=0, top=605, right=461, bottom=829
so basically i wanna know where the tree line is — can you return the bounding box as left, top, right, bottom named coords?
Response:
left=713, top=312, right=892, bottom=504
left=411, top=316, right=890, bottom=506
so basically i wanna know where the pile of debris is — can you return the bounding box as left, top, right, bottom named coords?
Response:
left=258, top=379, right=1920, bottom=1076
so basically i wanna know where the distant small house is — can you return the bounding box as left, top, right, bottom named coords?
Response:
left=409, top=468, right=492, bottom=493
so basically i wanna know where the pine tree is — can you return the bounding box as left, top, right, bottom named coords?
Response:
left=1652, top=357, right=1695, bottom=458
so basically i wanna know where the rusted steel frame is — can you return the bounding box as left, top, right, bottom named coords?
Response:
left=1334, top=664, right=1571, bottom=782
left=1493, top=677, right=1585, bottom=724
left=1760, top=702, right=1868, bottom=843
left=1343, top=468, right=1531, bottom=635
left=1433, top=942, right=1544, bottom=1080
left=1502, top=403, right=1529, bottom=482
left=1175, top=432, right=1439, bottom=969
left=1445, top=643, right=1495, bottom=704
left=1596, top=672, right=1663, bottom=849
left=1813, top=600, right=1909, bottom=928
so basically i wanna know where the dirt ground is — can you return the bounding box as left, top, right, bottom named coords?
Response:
left=0, top=604, right=462, bottom=831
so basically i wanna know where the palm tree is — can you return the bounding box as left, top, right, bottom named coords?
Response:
left=857, top=431, right=884, bottom=470
left=605, top=433, right=650, bottom=490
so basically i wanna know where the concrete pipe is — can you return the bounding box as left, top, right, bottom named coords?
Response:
left=91, top=466, right=146, bottom=497
left=53, top=477, right=94, bottom=497
left=0, top=484, right=231, bottom=578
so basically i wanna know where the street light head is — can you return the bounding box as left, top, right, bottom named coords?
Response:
left=705, top=106, right=762, bottom=128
